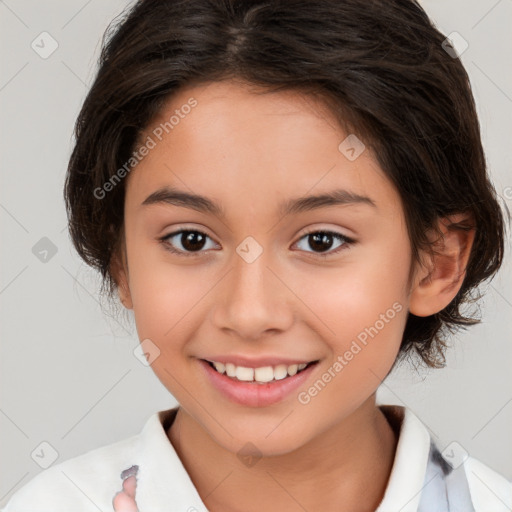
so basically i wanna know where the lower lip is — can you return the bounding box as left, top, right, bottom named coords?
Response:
left=199, top=359, right=318, bottom=407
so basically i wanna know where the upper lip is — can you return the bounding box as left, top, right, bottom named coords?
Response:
left=201, top=355, right=319, bottom=368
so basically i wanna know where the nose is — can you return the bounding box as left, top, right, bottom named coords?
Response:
left=211, top=245, right=294, bottom=341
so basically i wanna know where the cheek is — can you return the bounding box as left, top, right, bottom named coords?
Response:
left=302, top=243, right=409, bottom=333
left=294, top=233, right=410, bottom=370
left=126, top=243, right=208, bottom=350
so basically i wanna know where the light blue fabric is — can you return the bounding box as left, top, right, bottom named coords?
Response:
left=417, top=443, right=475, bottom=512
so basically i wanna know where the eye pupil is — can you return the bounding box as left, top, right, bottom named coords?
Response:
left=182, top=231, right=206, bottom=251
left=309, top=232, right=333, bottom=252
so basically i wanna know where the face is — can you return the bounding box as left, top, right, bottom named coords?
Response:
left=117, top=79, right=414, bottom=455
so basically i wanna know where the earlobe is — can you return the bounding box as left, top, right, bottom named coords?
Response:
left=110, top=249, right=133, bottom=310
left=117, top=277, right=133, bottom=310
left=409, top=213, right=475, bottom=318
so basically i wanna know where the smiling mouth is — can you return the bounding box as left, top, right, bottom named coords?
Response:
left=203, top=359, right=318, bottom=384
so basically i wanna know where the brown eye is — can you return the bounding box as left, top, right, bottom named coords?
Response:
left=294, top=230, right=355, bottom=258
left=160, top=229, right=217, bottom=256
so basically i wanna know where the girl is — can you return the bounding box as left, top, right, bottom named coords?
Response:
left=3, top=0, right=510, bottom=510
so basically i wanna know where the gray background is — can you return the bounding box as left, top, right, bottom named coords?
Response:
left=1, top=0, right=511, bottom=506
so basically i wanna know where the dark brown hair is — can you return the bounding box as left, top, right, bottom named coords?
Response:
left=64, top=0, right=508, bottom=368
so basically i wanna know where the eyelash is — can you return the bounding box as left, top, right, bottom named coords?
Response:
left=159, top=228, right=356, bottom=259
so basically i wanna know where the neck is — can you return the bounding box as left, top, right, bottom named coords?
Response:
left=168, top=395, right=398, bottom=512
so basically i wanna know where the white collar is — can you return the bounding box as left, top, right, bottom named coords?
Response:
left=376, top=405, right=432, bottom=511
left=133, top=408, right=210, bottom=511
left=132, top=405, right=433, bottom=511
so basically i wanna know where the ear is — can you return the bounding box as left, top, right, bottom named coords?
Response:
left=409, top=212, right=476, bottom=317
left=110, top=244, right=133, bottom=310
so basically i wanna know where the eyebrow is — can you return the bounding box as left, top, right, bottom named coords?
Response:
left=140, top=186, right=377, bottom=218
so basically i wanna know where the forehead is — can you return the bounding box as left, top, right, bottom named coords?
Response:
left=125, top=79, right=401, bottom=218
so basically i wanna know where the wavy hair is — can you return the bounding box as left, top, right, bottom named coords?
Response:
left=64, top=0, right=508, bottom=367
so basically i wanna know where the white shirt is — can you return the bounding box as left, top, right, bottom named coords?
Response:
left=2, top=405, right=511, bottom=511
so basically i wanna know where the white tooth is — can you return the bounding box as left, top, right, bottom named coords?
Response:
left=254, top=366, right=274, bottom=383
left=225, top=363, right=236, bottom=377
left=298, top=363, right=307, bottom=370
left=213, top=362, right=225, bottom=374
left=236, top=366, right=254, bottom=381
left=287, top=364, right=298, bottom=376
left=274, top=364, right=288, bottom=380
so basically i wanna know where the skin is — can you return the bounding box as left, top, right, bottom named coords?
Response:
left=111, top=78, right=475, bottom=511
